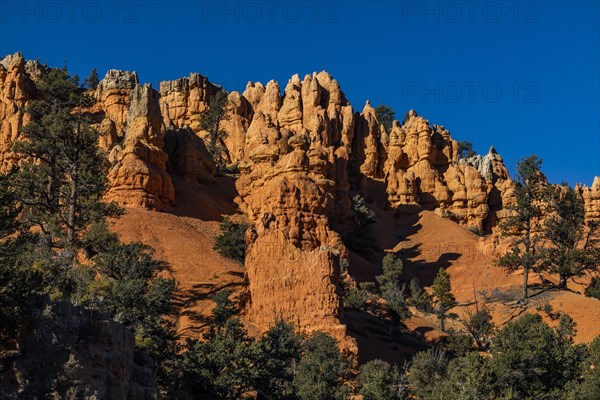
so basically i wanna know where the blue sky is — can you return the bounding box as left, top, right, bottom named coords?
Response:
left=1, top=0, right=598, bottom=185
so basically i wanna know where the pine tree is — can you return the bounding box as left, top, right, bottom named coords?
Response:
left=253, top=320, right=303, bottom=400
left=293, top=332, right=350, bottom=400
left=374, top=105, right=395, bottom=131
left=12, top=67, right=112, bottom=254
left=432, top=268, right=456, bottom=332
left=213, top=217, right=248, bottom=264
left=200, top=88, right=230, bottom=172
left=85, top=67, right=100, bottom=90
left=541, top=184, right=600, bottom=289
left=497, top=155, right=546, bottom=299
left=490, top=313, right=585, bottom=399
left=180, top=290, right=255, bottom=399
left=357, top=359, right=402, bottom=400
left=0, top=177, right=45, bottom=348
left=457, top=141, right=476, bottom=159
left=376, top=253, right=411, bottom=321
left=408, top=278, right=433, bottom=313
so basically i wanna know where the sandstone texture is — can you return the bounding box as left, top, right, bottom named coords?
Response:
left=232, top=72, right=357, bottom=350
left=577, top=177, right=600, bottom=223
left=104, top=82, right=175, bottom=210
left=0, top=52, right=35, bottom=173
left=2, top=52, right=598, bottom=352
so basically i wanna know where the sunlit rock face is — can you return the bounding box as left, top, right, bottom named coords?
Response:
left=3, top=53, right=597, bottom=353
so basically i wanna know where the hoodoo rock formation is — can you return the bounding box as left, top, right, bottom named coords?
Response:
left=233, top=72, right=355, bottom=347
left=578, top=176, right=600, bottom=223
left=104, top=82, right=175, bottom=210
left=1, top=52, right=598, bottom=350
left=0, top=52, right=35, bottom=173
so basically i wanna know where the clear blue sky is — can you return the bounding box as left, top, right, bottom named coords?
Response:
left=1, top=0, right=598, bottom=185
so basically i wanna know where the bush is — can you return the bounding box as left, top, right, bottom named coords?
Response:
left=357, top=359, right=401, bottom=400
left=564, top=336, right=600, bottom=400
left=352, top=195, right=378, bottom=226
left=461, top=306, right=494, bottom=351
left=406, top=313, right=592, bottom=400
left=214, top=217, right=249, bottom=264
left=293, top=332, right=350, bottom=400
left=343, top=282, right=374, bottom=311
left=408, top=278, right=433, bottom=313
left=407, top=348, right=448, bottom=398
left=253, top=320, right=303, bottom=400
left=444, top=329, right=473, bottom=357
left=377, top=254, right=411, bottom=321
left=490, top=313, right=585, bottom=399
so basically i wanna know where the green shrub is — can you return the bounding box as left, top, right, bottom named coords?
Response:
left=408, top=278, right=433, bottom=313
left=376, top=253, right=411, bottom=320
left=444, top=329, right=473, bottom=357
left=343, top=282, right=374, bottom=311
left=293, top=332, right=350, bottom=400
left=357, top=359, right=400, bottom=400
left=214, top=217, right=249, bottom=264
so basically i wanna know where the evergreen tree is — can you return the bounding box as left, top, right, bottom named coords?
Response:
left=11, top=67, right=111, bottom=255
left=210, top=288, right=238, bottom=329
left=408, top=278, right=433, bottom=313
left=0, top=229, right=45, bottom=348
left=0, top=171, right=21, bottom=236
left=5, top=67, right=178, bottom=392
left=87, top=238, right=176, bottom=345
left=200, top=88, right=230, bottom=172
left=78, top=225, right=178, bottom=388
left=584, top=276, right=600, bottom=299
left=427, top=352, right=496, bottom=400
left=376, top=253, right=411, bottom=321
left=85, top=67, right=100, bottom=90
left=343, top=282, right=374, bottom=311
left=374, top=105, right=395, bottom=131
left=253, top=320, right=303, bottom=400
left=180, top=290, right=255, bottom=399
left=346, top=195, right=378, bottom=256
left=357, top=359, right=402, bottom=400
left=432, top=268, right=456, bottom=332
left=181, top=319, right=255, bottom=399
left=497, top=155, right=546, bottom=299
left=293, top=332, right=350, bottom=400
left=460, top=305, right=494, bottom=351
left=541, top=184, right=600, bottom=289
left=407, top=348, right=448, bottom=399
left=490, top=313, right=585, bottom=399
left=457, top=141, right=476, bottom=159
left=213, top=217, right=248, bottom=264
left=564, top=336, right=600, bottom=400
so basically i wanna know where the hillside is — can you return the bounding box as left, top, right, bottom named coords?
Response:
left=1, top=50, right=599, bottom=361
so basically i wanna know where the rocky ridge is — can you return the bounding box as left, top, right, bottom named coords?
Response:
left=1, top=52, right=599, bottom=349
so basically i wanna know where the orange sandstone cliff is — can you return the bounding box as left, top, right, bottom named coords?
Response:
left=1, top=52, right=598, bottom=350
